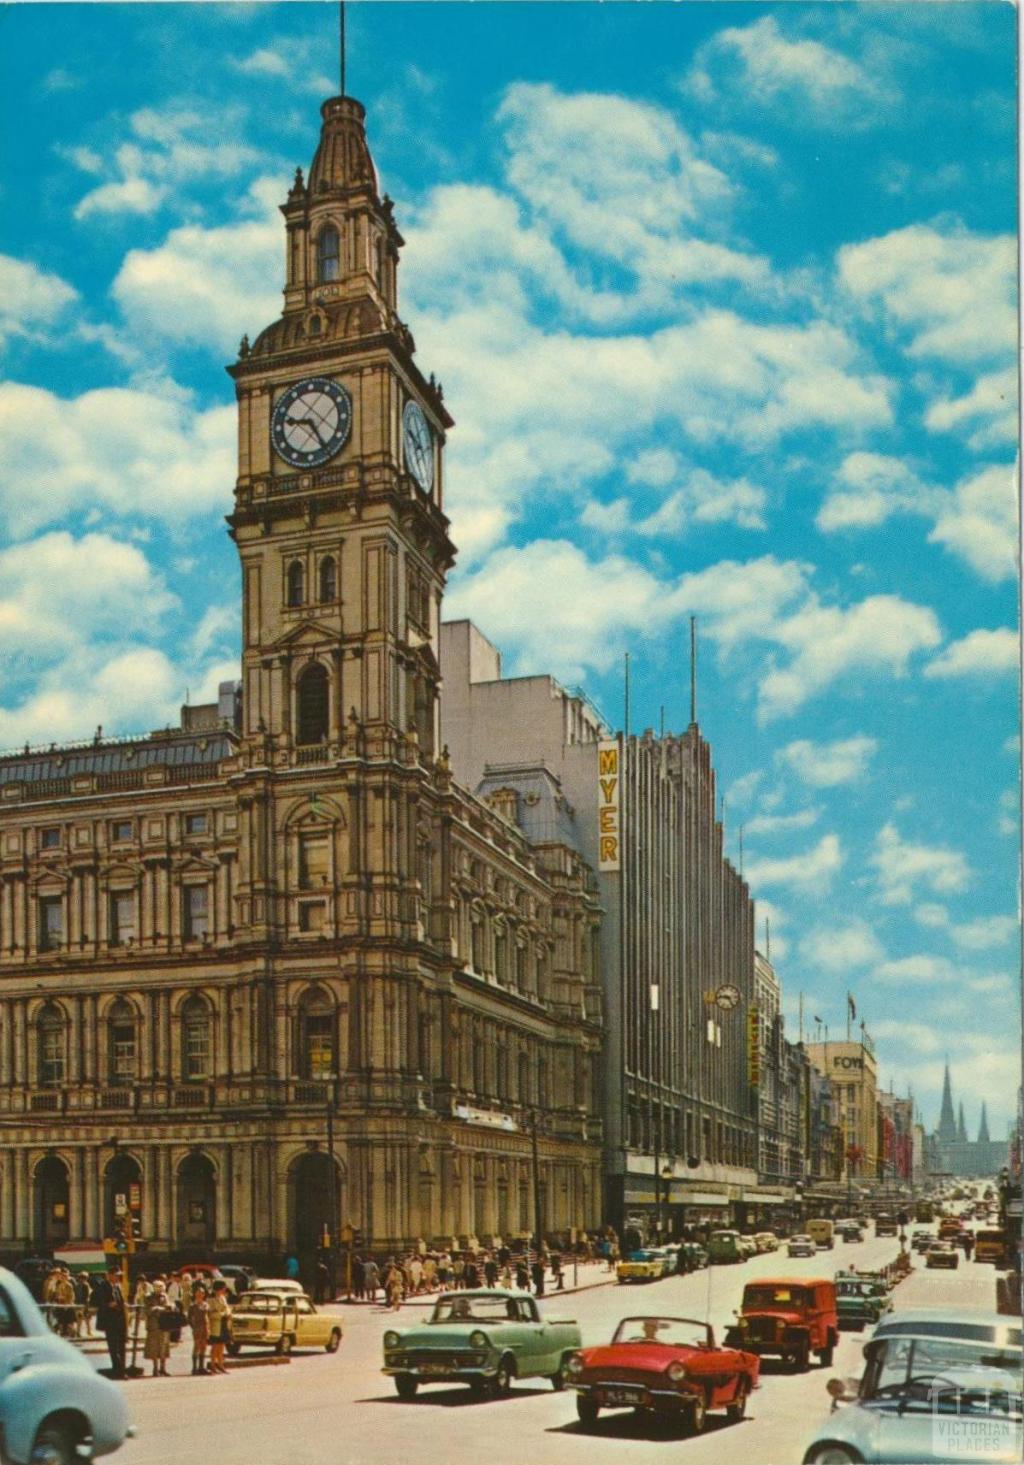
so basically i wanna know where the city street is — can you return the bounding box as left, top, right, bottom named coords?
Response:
left=110, top=1232, right=998, bottom=1465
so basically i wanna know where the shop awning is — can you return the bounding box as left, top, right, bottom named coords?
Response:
left=676, top=1190, right=730, bottom=1207
left=743, top=1192, right=790, bottom=1206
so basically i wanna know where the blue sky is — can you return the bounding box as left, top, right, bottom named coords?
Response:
left=0, top=1, right=1019, bottom=1138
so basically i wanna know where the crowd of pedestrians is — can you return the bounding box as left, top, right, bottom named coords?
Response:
left=345, top=1238, right=600, bottom=1309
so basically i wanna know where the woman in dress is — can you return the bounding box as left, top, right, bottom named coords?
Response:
left=143, top=1280, right=172, bottom=1378
left=206, top=1280, right=231, bottom=1374
left=188, top=1284, right=210, bottom=1375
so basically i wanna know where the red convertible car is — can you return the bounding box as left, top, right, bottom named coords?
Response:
left=567, top=1315, right=760, bottom=1433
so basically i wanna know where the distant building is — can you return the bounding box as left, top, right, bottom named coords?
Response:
left=928, top=1062, right=1008, bottom=1176
left=804, top=1038, right=879, bottom=1187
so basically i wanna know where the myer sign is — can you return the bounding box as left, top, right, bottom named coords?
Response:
left=597, top=740, right=621, bottom=871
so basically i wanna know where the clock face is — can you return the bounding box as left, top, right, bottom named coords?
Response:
left=271, top=377, right=352, bottom=468
left=403, top=399, right=434, bottom=494
left=715, top=984, right=742, bottom=1011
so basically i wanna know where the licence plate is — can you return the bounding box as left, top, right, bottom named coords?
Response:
left=602, top=1387, right=644, bottom=1405
left=422, top=1363, right=449, bottom=1374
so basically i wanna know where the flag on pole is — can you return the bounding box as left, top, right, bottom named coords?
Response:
left=848, top=993, right=856, bottom=1020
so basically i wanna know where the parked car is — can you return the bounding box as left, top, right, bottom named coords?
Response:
left=568, top=1314, right=760, bottom=1433
left=926, top=1242, right=960, bottom=1270
left=248, top=1277, right=304, bottom=1295
left=788, top=1234, right=817, bottom=1258
left=801, top=1308, right=1023, bottom=1464
left=725, top=1277, right=838, bottom=1371
left=707, top=1230, right=745, bottom=1264
left=755, top=1232, right=780, bottom=1253
left=835, top=1276, right=892, bottom=1332
left=227, top=1290, right=342, bottom=1356
left=382, top=1289, right=581, bottom=1398
left=217, top=1263, right=255, bottom=1296
left=617, top=1249, right=670, bottom=1283
left=737, top=1235, right=759, bottom=1260
left=0, top=1266, right=133, bottom=1465
left=976, top=1229, right=1007, bottom=1265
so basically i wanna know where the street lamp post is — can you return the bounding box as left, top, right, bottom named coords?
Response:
left=530, top=1109, right=544, bottom=1296
left=326, top=1074, right=339, bottom=1299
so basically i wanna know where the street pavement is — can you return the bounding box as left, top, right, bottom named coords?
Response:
left=109, top=1232, right=1000, bottom=1465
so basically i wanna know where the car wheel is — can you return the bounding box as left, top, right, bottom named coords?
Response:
left=576, top=1395, right=600, bottom=1428
left=687, top=1392, right=708, bottom=1434
left=490, top=1357, right=514, bottom=1397
left=275, top=1333, right=293, bottom=1356
left=30, top=1422, right=77, bottom=1465
left=817, top=1343, right=835, bottom=1367
left=793, top=1343, right=811, bottom=1373
left=726, top=1380, right=748, bottom=1422
left=395, top=1374, right=418, bottom=1400
left=325, top=1329, right=342, bottom=1353
left=804, top=1445, right=864, bottom=1464
left=550, top=1355, right=572, bottom=1390
left=469, top=1378, right=488, bottom=1397
left=227, top=1341, right=241, bottom=1356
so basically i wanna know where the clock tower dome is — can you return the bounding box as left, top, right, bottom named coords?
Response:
left=227, top=91, right=455, bottom=762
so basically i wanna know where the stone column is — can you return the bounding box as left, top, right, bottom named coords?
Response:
left=0, top=1147, right=15, bottom=1237
left=16, top=1148, right=32, bottom=1241
left=84, top=1146, right=99, bottom=1239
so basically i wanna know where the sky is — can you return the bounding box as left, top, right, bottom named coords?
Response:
left=0, top=0, right=1019, bottom=1139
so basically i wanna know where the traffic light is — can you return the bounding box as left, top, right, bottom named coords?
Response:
left=113, top=1212, right=136, bottom=1254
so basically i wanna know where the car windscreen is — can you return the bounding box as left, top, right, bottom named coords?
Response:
left=743, top=1286, right=810, bottom=1309
left=866, top=1337, right=1023, bottom=1415
left=837, top=1281, right=873, bottom=1298
left=431, top=1296, right=523, bottom=1324
left=234, top=1293, right=283, bottom=1313
left=611, top=1317, right=711, bottom=1349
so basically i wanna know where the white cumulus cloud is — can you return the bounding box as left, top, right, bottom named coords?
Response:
left=924, top=627, right=1019, bottom=679
left=744, top=833, right=843, bottom=892
left=871, top=823, right=971, bottom=907
left=776, top=735, right=878, bottom=787
left=0, top=254, right=78, bottom=349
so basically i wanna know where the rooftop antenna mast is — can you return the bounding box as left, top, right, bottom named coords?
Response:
left=689, top=615, right=697, bottom=726
left=340, top=0, right=347, bottom=96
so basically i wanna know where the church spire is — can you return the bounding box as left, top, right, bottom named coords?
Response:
left=957, top=1101, right=968, bottom=1144
left=937, top=1058, right=957, bottom=1142
left=978, top=1101, right=991, bottom=1143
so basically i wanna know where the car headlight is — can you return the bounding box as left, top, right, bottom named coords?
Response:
left=384, top=1331, right=401, bottom=1350
left=469, top=1330, right=489, bottom=1350
left=667, top=1361, right=687, bottom=1384
left=567, top=1353, right=585, bottom=1377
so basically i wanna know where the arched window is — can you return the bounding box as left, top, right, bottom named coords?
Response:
left=37, top=1002, right=66, bottom=1087
left=318, top=555, right=337, bottom=603
left=182, top=996, right=212, bottom=1080
left=296, top=662, right=329, bottom=745
left=108, top=998, right=137, bottom=1084
left=317, top=225, right=340, bottom=282
left=286, top=560, right=304, bottom=608
left=298, top=988, right=335, bottom=1079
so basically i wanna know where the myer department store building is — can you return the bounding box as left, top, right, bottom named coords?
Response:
left=442, top=621, right=765, bottom=1237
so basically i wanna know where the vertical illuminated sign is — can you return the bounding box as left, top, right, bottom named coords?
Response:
left=597, top=739, right=621, bottom=871
left=747, top=1006, right=761, bottom=1087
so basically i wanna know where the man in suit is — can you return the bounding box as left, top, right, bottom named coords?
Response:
left=93, top=1264, right=128, bottom=1378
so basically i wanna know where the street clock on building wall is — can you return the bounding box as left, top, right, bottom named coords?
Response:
left=715, top=984, right=741, bottom=1011
left=403, top=399, right=434, bottom=494
left=271, top=377, right=352, bottom=468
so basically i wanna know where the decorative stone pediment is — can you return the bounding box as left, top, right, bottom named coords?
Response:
left=273, top=619, right=339, bottom=651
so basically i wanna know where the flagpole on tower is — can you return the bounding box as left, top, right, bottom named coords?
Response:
left=340, top=1, right=346, bottom=96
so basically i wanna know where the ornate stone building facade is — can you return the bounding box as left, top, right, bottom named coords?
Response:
left=0, top=90, right=604, bottom=1269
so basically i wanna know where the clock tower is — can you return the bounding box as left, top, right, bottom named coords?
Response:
left=227, top=92, right=455, bottom=762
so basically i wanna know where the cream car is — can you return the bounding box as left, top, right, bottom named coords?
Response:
left=227, top=1290, right=342, bottom=1356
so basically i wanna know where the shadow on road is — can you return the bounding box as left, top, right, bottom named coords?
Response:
left=358, top=1386, right=550, bottom=1408
left=546, top=1410, right=748, bottom=1441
